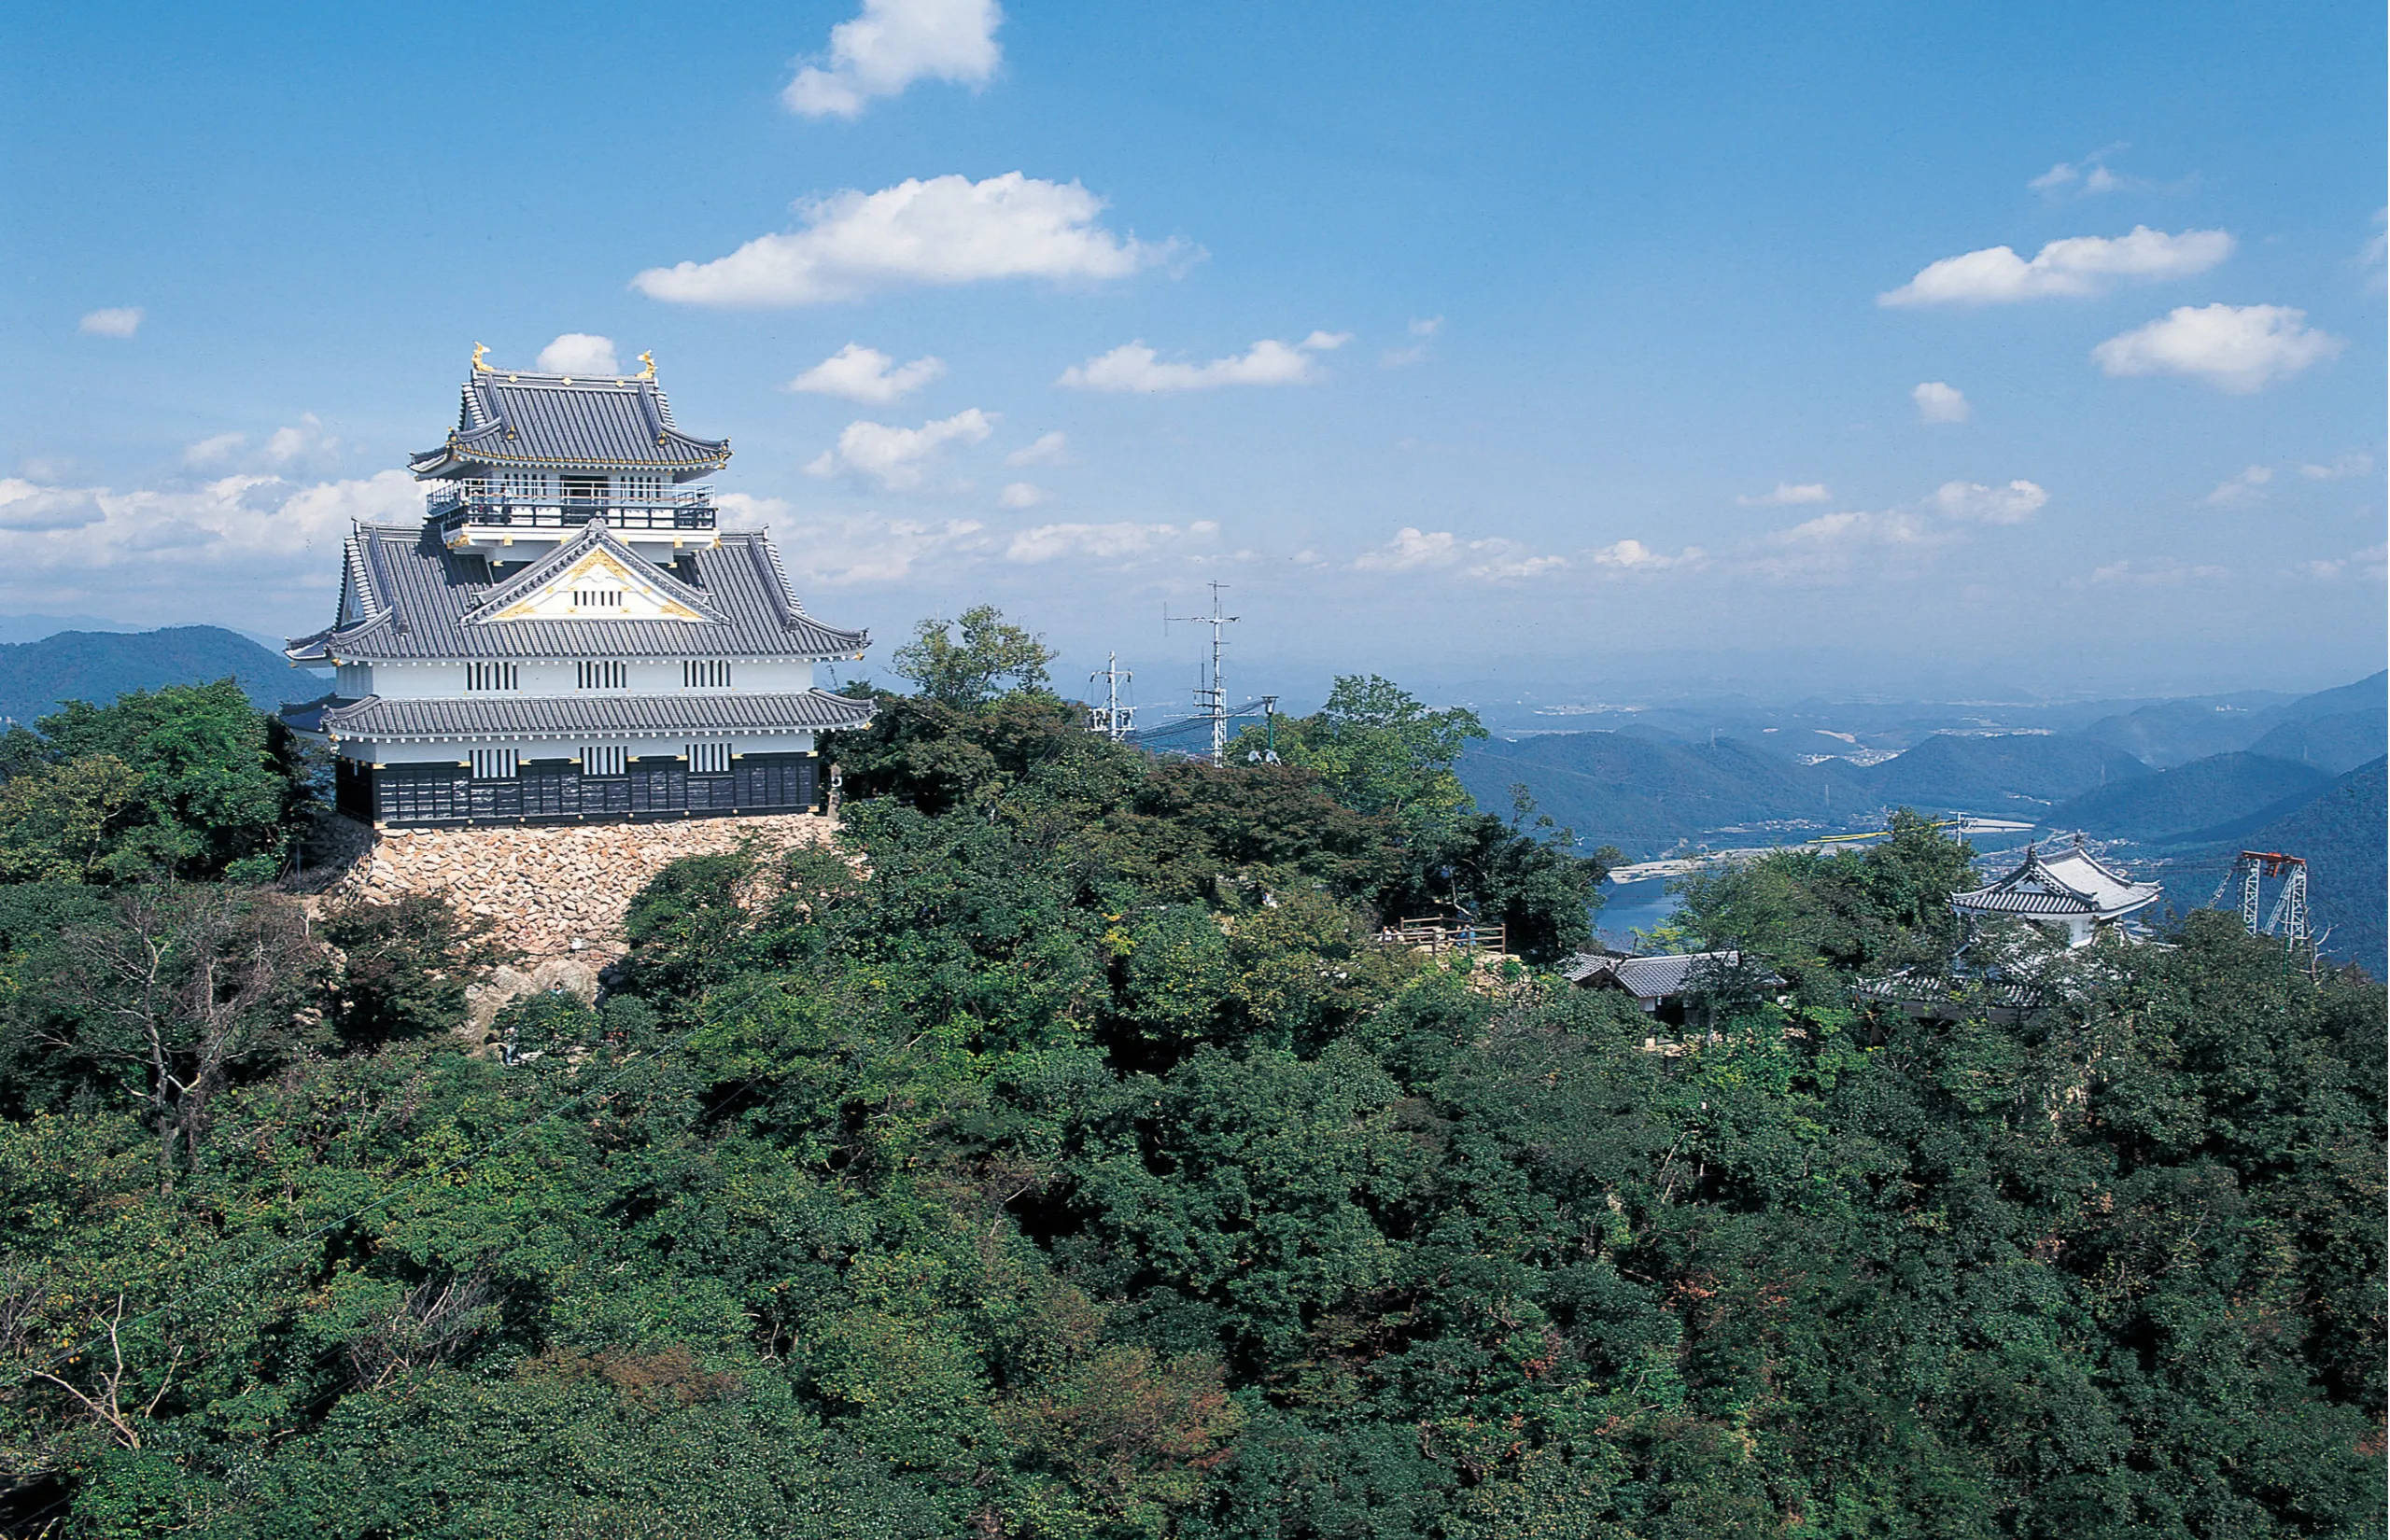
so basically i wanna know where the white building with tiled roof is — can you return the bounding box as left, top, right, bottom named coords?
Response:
left=286, top=347, right=873, bottom=827
left=1948, top=840, right=2161, bottom=946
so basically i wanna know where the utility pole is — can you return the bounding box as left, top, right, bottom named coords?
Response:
left=1164, top=581, right=1239, bottom=765
left=1088, top=651, right=1134, bottom=741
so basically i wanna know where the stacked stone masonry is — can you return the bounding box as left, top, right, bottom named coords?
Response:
left=311, top=812, right=838, bottom=960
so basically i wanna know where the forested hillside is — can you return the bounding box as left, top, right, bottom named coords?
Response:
left=0, top=627, right=308, bottom=727
left=0, top=625, right=2382, bottom=1538
left=2240, top=757, right=2389, bottom=974
left=2049, top=751, right=2331, bottom=842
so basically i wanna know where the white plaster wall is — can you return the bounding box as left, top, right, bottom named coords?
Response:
left=345, top=658, right=823, bottom=700
left=350, top=731, right=818, bottom=766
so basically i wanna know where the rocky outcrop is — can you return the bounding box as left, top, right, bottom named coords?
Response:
left=304, top=812, right=838, bottom=961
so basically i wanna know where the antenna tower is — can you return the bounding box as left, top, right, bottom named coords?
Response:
left=1089, top=652, right=1134, bottom=741
left=1164, top=581, right=1239, bottom=765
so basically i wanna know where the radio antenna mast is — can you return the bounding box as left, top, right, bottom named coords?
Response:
left=1164, top=581, right=1239, bottom=764
left=1089, top=651, right=1134, bottom=741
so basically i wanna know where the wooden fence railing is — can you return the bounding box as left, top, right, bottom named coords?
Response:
left=1383, top=918, right=1507, bottom=955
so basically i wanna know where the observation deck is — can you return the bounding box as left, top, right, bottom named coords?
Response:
left=429, top=479, right=719, bottom=559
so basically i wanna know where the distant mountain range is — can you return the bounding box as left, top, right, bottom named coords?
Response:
left=0, top=626, right=313, bottom=726
left=1465, top=671, right=2383, bottom=971
left=2081, top=670, right=2385, bottom=770
left=1461, top=728, right=2156, bottom=861
left=2047, top=752, right=2334, bottom=844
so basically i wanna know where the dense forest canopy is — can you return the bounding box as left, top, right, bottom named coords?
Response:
left=0, top=641, right=2381, bottom=1538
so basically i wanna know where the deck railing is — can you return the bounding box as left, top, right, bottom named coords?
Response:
left=429, top=481, right=718, bottom=537
left=1381, top=917, right=1507, bottom=955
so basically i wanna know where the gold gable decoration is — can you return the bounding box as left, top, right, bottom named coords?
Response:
left=490, top=549, right=708, bottom=623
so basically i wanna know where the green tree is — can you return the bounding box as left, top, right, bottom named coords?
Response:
left=0, top=753, right=148, bottom=883
left=1270, top=673, right=1488, bottom=832
left=28, top=680, right=312, bottom=880
left=319, top=895, right=496, bottom=1048
left=889, top=605, right=1056, bottom=709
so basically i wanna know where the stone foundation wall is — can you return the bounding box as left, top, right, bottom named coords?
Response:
left=303, top=812, right=839, bottom=961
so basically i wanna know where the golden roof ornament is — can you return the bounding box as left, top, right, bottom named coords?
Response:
left=471, top=342, right=493, bottom=372
left=638, top=350, right=656, bottom=380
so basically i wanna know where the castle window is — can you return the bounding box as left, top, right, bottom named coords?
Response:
left=682, top=660, right=731, bottom=688
left=562, top=474, right=606, bottom=505
left=686, top=742, right=732, bottom=774
left=582, top=745, right=626, bottom=777
left=577, top=661, right=627, bottom=690
left=470, top=748, right=518, bottom=779
left=570, top=588, right=623, bottom=609
left=466, top=662, right=518, bottom=691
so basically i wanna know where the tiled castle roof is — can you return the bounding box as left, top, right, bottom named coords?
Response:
left=1950, top=843, right=2160, bottom=921
left=321, top=690, right=875, bottom=742
left=409, top=361, right=730, bottom=478
left=286, top=523, right=867, bottom=664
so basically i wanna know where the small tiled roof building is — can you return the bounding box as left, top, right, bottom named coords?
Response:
left=286, top=346, right=874, bottom=827
left=1947, top=840, right=2161, bottom=947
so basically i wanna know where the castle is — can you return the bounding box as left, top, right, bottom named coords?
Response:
left=286, top=346, right=873, bottom=827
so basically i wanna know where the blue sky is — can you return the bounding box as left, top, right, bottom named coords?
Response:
left=3, top=0, right=2382, bottom=705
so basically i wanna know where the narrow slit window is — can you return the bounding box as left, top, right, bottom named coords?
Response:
left=582, top=745, right=626, bottom=777
left=470, top=748, right=518, bottom=779
left=682, top=660, right=730, bottom=688
left=466, top=662, right=519, bottom=691
left=576, top=661, right=627, bottom=689
left=570, top=588, right=623, bottom=609
left=686, top=742, right=731, bottom=774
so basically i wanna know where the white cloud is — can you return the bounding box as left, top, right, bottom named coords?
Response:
left=782, top=0, right=1002, bottom=119
left=997, top=481, right=1045, bottom=509
left=1005, top=431, right=1070, bottom=466
left=1465, top=549, right=1569, bottom=581
left=2091, top=303, right=2344, bottom=393
left=805, top=408, right=995, bottom=489
left=1005, top=520, right=1216, bottom=564
left=1587, top=539, right=1705, bottom=572
left=1879, top=226, right=2232, bottom=306
left=1929, top=479, right=2046, bottom=525
left=1382, top=317, right=1442, bottom=368
left=0, top=468, right=426, bottom=635
left=1778, top=510, right=1936, bottom=548
left=1741, top=476, right=2046, bottom=583
left=0, top=480, right=107, bottom=532
left=182, top=415, right=344, bottom=476
left=2204, top=466, right=2273, bottom=506
left=183, top=432, right=247, bottom=469
left=2291, top=543, right=2388, bottom=581
left=534, top=333, right=620, bottom=375
left=1059, top=331, right=1343, bottom=393
left=2299, top=452, right=2374, bottom=481
left=0, top=469, right=415, bottom=570
left=2029, top=144, right=2138, bottom=196
left=1351, top=526, right=1568, bottom=581
left=786, top=343, right=947, bottom=403
left=1353, top=527, right=1459, bottom=571
left=716, top=494, right=993, bottom=585
left=78, top=307, right=143, bottom=338
left=1736, top=482, right=1831, bottom=508
left=633, top=174, right=1173, bottom=307
left=2085, top=557, right=2230, bottom=586
left=260, top=413, right=344, bottom=473
left=1912, top=381, right=1970, bottom=424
